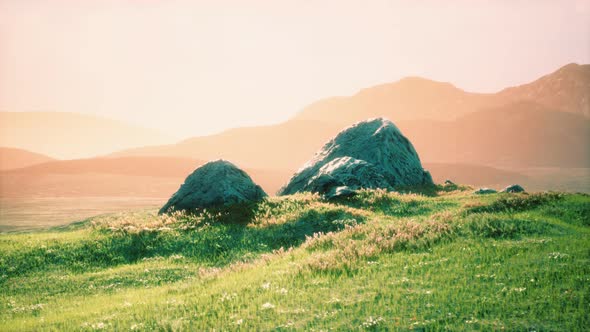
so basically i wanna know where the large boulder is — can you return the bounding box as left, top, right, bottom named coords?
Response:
left=159, top=160, right=266, bottom=214
left=278, top=118, right=433, bottom=196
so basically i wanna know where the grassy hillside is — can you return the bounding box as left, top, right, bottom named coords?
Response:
left=0, top=188, right=588, bottom=331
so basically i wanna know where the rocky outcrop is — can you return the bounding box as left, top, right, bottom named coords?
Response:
left=159, top=160, right=266, bottom=214
left=474, top=188, right=498, bottom=195
left=502, top=184, right=525, bottom=193
left=444, top=179, right=456, bottom=186
left=278, top=118, right=433, bottom=196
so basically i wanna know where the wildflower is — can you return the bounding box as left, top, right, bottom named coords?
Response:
left=220, top=292, right=237, bottom=302
left=361, top=316, right=384, bottom=329
left=261, top=302, right=275, bottom=310
left=282, top=321, right=294, bottom=327
left=235, top=319, right=244, bottom=325
left=548, top=252, right=569, bottom=259
left=261, top=282, right=271, bottom=290
left=91, top=322, right=106, bottom=330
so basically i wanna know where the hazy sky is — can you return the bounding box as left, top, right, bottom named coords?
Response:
left=1, top=0, right=589, bottom=138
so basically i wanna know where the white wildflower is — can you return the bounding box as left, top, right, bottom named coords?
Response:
left=261, top=302, right=275, bottom=310
left=361, top=316, right=384, bottom=329
left=91, top=322, right=106, bottom=330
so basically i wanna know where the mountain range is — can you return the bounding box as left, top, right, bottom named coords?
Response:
left=113, top=63, right=590, bottom=171
left=0, top=112, right=173, bottom=159
left=0, top=147, right=54, bottom=171
left=1, top=63, right=588, bottom=199
left=0, top=156, right=291, bottom=198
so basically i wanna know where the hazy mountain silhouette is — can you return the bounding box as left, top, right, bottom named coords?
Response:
left=294, top=63, right=589, bottom=125
left=6, top=156, right=205, bottom=177
left=1, top=156, right=553, bottom=198
left=3, top=63, right=588, bottom=197
left=497, top=63, right=590, bottom=118
left=0, top=147, right=55, bottom=171
left=0, top=112, right=174, bottom=159
left=399, top=102, right=590, bottom=168
left=111, top=120, right=344, bottom=170
left=114, top=64, right=589, bottom=172
left=294, top=77, right=499, bottom=125
left=0, top=157, right=291, bottom=198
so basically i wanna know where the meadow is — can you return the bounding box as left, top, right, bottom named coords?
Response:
left=0, top=197, right=164, bottom=232
left=0, top=187, right=588, bottom=331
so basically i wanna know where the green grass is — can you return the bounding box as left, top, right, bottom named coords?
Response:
left=0, top=189, right=588, bottom=331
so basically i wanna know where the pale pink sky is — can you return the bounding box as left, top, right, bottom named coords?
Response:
left=1, top=0, right=589, bottom=138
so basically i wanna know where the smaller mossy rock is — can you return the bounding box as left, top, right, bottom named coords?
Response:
left=474, top=187, right=498, bottom=195
left=159, top=160, right=266, bottom=214
left=502, top=184, right=525, bottom=193
left=444, top=179, right=456, bottom=186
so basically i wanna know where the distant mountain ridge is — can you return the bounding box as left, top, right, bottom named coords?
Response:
left=294, top=63, right=590, bottom=125
left=0, top=112, right=174, bottom=159
left=294, top=77, right=499, bottom=125
left=0, top=147, right=55, bottom=171
left=114, top=63, right=590, bottom=172
left=2, top=63, right=587, bottom=195
left=497, top=63, right=590, bottom=118
left=0, top=156, right=292, bottom=198
left=5, top=155, right=573, bottom=198
left=398, top=101, right=590, bottom=168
